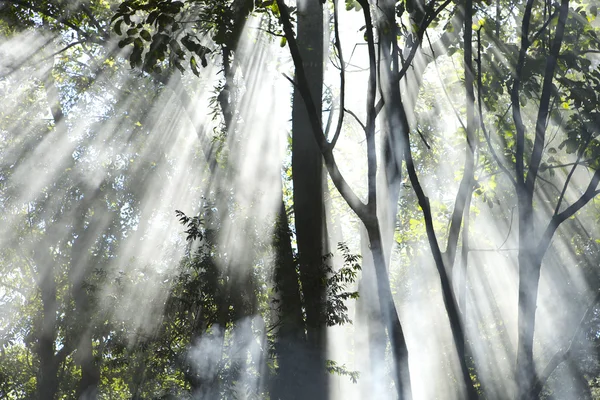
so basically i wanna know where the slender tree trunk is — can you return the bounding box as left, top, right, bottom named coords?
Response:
left=35, top=60, right=68, bottom=400
left=357, top=228, right=388, bottom=398
left=71, top=187, right=104, bottom=400
left=365, top=221, right=411, bottom=399
left=37, top=261, right=59, bottom=400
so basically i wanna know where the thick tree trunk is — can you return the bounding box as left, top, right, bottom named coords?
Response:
left=291, top=0, right=327, bottom=398
left=515, top=196, right=542, bottom=400
left=272, top=201, right=306, bottom=400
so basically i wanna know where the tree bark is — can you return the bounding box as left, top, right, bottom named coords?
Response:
left=272, top=200, right=306, bottom=400
left=290, top=0, right=327, bottom=398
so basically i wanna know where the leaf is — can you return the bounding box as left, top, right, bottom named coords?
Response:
left=114, top=19, right=123, bottom=36
left=280, top=36, right=287, bottom=47
left=190, top=55, right=199, bottom=76
left=147, top=10, right=160, bottom=26
left=140, top=30, right=151, bottom=41
left=118, top=37, right=135, bottom=48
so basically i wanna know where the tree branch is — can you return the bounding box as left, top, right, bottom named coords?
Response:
left=538, top=167, right=600, bottom=257
left=525, top=0, right=570, bottom=193
left=476, top=29, right=517, bottom=188
left=511, top=0, right=535, bottom=185
left=531, top=290, right=600, bottom=397
left=329, top=0, right=346, bottom=151
left=276, top=0, right=368, bottom=220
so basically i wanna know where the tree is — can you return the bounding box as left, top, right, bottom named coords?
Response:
left=2, top=0, right=600, bottom=399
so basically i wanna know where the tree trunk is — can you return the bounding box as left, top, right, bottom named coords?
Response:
left=357, top=228, right=388, bottom=398
left=71, top=187, right=104, bottom=400
left=365, top=222, right=411, bottom=399
left=35, top=60, right=69, bottom=400
left=516, top=196, right=542, bottom=400
left=272, top=201, right=306, bottom=400
left=291, top=0, right=327, bottom=398
left=37, top=263, right=59, bottom=400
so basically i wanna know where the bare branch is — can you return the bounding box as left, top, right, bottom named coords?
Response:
left=329, top=0, right=346, bottom=151
left=343, top=108, right=366, bottom=132
left=276, top=0, right=368, bottom=219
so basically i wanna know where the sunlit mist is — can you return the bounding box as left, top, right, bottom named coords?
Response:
left=1, top=1, right=599, bottom=400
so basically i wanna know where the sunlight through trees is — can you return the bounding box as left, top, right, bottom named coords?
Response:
left=1, top=0, right=600, bottom=399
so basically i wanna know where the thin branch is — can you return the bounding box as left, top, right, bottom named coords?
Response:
left=8, top=0, right=101, bottom=44
left=530, top=7, right=559, bottom=45
left=343, top=108, right=366, bottom=132
left=445, top=1, right=478, bottom=267
left=498, top=206, right=517, bottom=250
left=276, top=0, right=368, bottom=219
left=526, top=0, right=570, bottom=194
left=357, top=0, right=378, bottom=209
left=476, top=29, right=517, bottom=187
left=554, top=126, right=595, bottom=215
left=329, top=0, right=346, bottom=151
left=512, top=0, right=536, bottom=185
left=374, top=0, right=453, bottom=116
left=426, top=30, right=466, bottom=133
left=532, top=290, right=600, bottom=397
left=39, top=40, right=87, bottom=62
left=538, top=167, right=600, bottom=257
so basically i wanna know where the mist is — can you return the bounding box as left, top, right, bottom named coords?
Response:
left=1, top=1, right=600, bottom=400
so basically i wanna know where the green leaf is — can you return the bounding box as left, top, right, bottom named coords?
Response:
left=280, top=36, right=287, bottom=47
left=118, top=37, right=135, bottom=48
left=114, top=19, right=123, bottom=36
left=140, top=30, right=151, bottom=41
left=190, top=55, right=199, bottom=76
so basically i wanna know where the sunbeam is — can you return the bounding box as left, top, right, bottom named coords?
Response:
left=1, top=1, right=600, bottom=399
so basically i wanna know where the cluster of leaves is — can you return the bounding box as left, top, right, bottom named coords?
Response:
left=176, top=209, right=204, bottom=242
left=325, top=360, right=360, bottom=384
left=323, top=242, right=361, bottom=326
left=112, top=0, right=210, bottom=74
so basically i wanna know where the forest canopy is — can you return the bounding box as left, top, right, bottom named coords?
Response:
left=1, top=0, right=600, bottom=399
